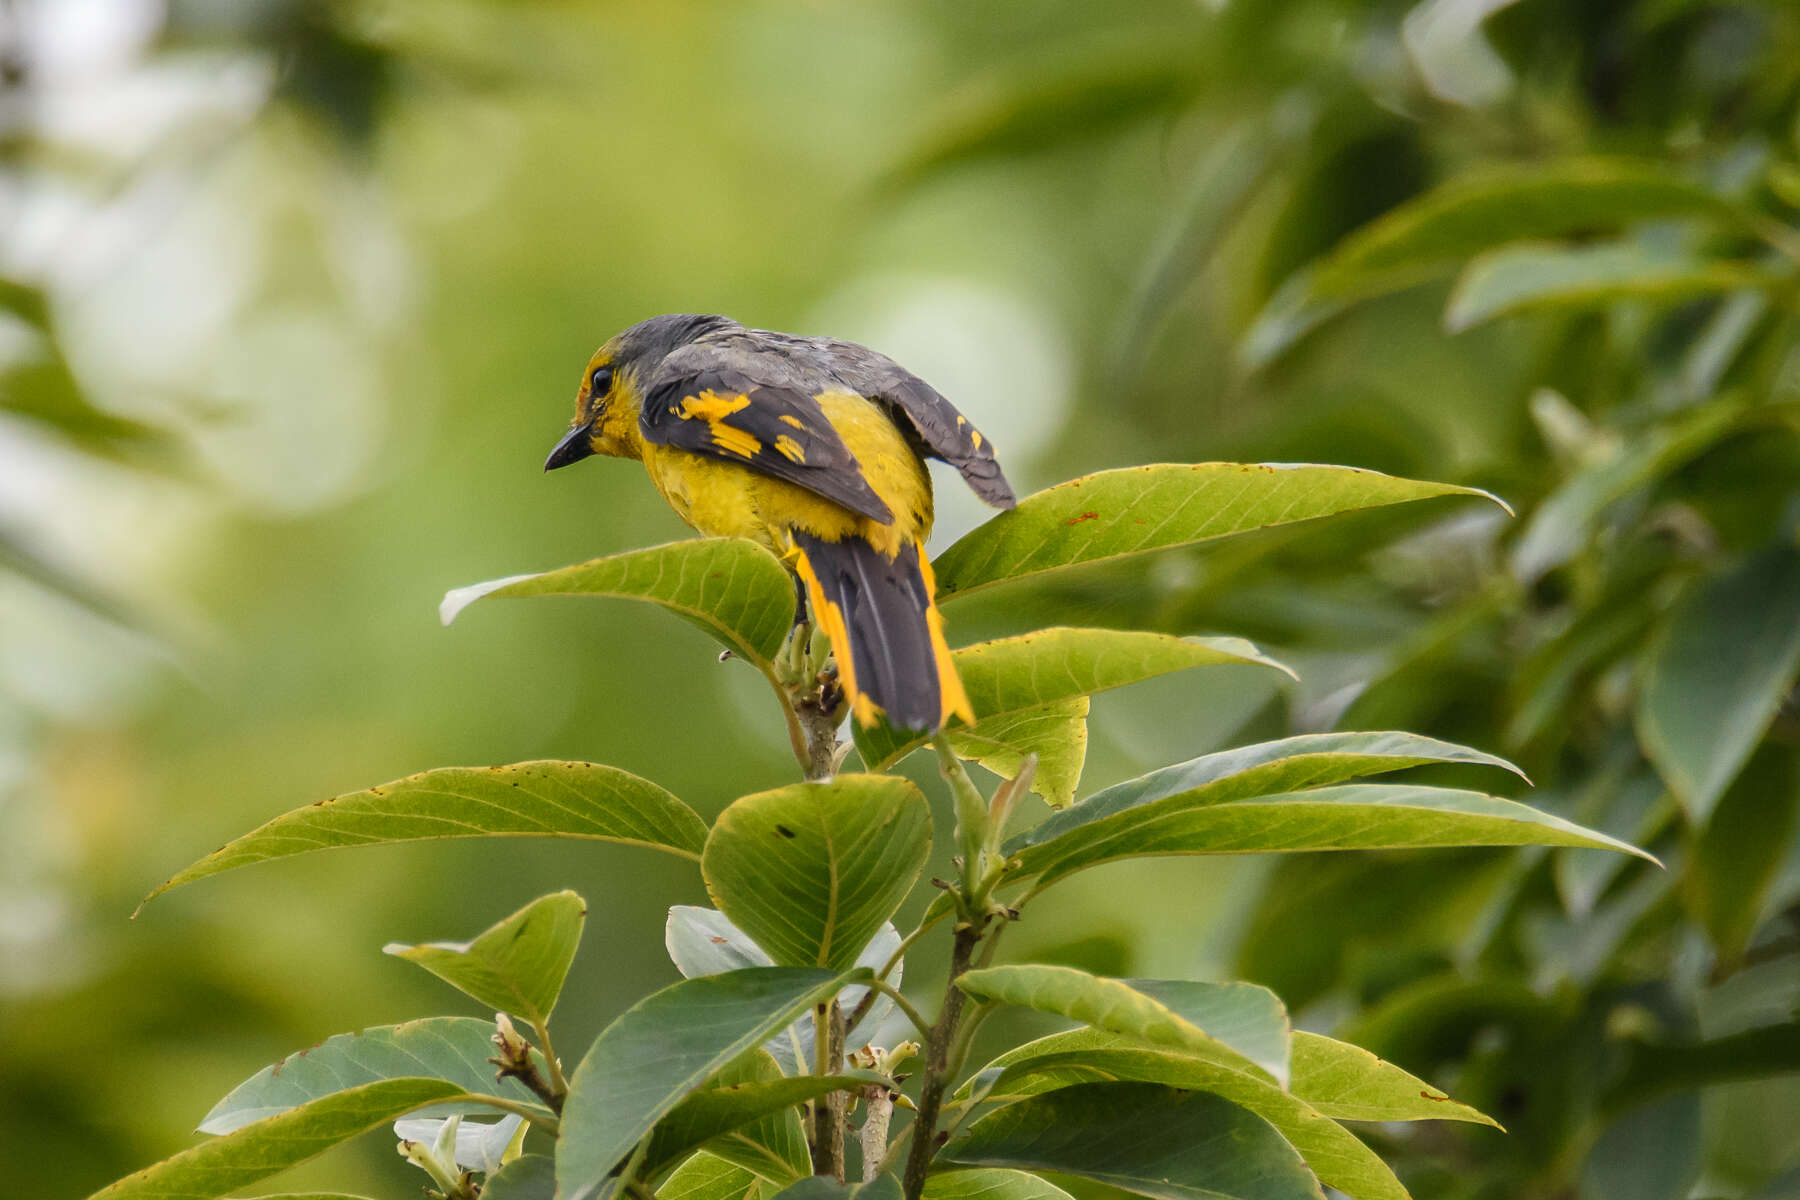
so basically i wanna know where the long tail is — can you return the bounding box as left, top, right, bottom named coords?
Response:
left=790, top=531, right=974, bottom=733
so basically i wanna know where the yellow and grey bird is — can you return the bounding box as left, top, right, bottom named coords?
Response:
left=545, top=314, right=1016, bottom=733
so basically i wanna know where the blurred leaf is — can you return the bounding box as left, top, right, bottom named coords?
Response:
left=947, top=697, right=1089, bottom=808
left=441, top=538, right=794, bottom=669
left=88, top=1078, right=466, bottom=1200
left=483, top=1155, right=557, bottom=1200
left=955, top=965, right=1289, bottom=1085
left=960, top=1030, right=1410, bottom=1200
left=889, top=34, right=1206, bottom=183
left=558, top=967, right=865, bottom=1200
left=665, top=909, right=902, bottom=1073
left=1288, top=1032, right=1498, bottom=1126
left=702, top=775, right=929, bottom=972
left=1509, top=399, right=1748, bottom=583
left=1009, top=731, right=1526, bottom=880
left=659, top=1153, right=765, bottom=1200
left=1638, top=547, right=1800, bottom=823
left=924, top=1170, right=1075, bottom=1200
left=1445, top=241, right=1791, bottom=333
left=1581, top=1094, right=1701, bottom=1200
left=932, top=464, right=1505, bottom=602
left=645, top=1051, right=878, bottom=1182
left=1687, top=745, right=1800, bottom=961
left=940, top=1082, right=1323, bottom=1200
left=142, top=761, right=706, bottom=906
left=855, top=628, right=1293, bottom=771
left=1013, top=783, right=1649, bottom=889
left=198, top=1018, right=545, bottom=1135
left=1606, top=1021, right=1800, bottom=1110
left=0, top=525, right=142, bottom=629
left=383, top=890, right=586, bottom=1027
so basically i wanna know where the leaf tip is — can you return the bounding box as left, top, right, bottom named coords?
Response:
left=439, top=573, right=539, bottom=626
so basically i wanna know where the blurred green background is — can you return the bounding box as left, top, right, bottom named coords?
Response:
left=3, top=1, right=1797, bottom=1197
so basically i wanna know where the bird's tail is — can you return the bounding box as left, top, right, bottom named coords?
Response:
left=790, top=531, right=974, bottom=733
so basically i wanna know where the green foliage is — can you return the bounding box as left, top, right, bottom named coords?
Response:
left=384, top=892, right=587, bottom=1029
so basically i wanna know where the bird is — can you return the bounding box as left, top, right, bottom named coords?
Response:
left=544, top=313, right=1016, bottom=734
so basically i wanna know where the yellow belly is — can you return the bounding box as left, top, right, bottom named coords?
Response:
left=639, top=390, right=934, bottom=559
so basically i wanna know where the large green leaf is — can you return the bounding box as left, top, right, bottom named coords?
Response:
left=645, top=1052, right=883, bottom=1182
left=440, top=537, right=795, bottom=668
left=940, top=1082, right=1324, bottom=1200
left=1689, top=746, right=1800, bottom=961
left=931, top=464, right=1502, bottom=601
left=1010, top=732, right=1525, bottom=880
left=855, top=628, right=1292, bottom=771
left=199, top=1018, right=545, bottom=1134
left=956, top=965, right=1289, bottom=1084
left=484, top=1156, right=558, bottom=1200
left=659, top=1153, right=765, bottom=1200
left=1288, top=1032, right=1498, bottom=1125
left=1443, top=241, right=1789, bottom=333
left=88, top=1078, right=465, bottom=1200
left=557, top=967, right=864, bottom=1200
left=946, top=697, right=1090, bottom=809
left=1008, top=783, right=1652, bottom=886
left=385, top=891, right=586, bottom=1027
left=143, top=761, right=705, bottom=905
left=701, top=775, right=929, bottom=972
left=1637, top=547, right=1800, bottom=824
left=958, top=1031, right=1409, bottom=1200
left=924, top=1170, right=1075, bottom=1200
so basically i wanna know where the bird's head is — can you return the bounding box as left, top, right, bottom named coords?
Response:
left=545, top=313, right=740, bottom=470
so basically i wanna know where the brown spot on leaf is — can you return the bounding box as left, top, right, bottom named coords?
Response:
left=1066, top=512, right=1099, bottom=525
left=711, top=937, right=729, bottom=944
left=775, top=824, right=797, bottom=838
left=1421, top=1090, right=1451, bottom=1102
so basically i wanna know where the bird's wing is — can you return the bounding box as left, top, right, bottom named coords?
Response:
left=640, top=340, right=895, bottom=524
left=808, top=338, right=1017, bottom=510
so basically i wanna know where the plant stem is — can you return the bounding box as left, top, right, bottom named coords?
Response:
left=809, top=1001, right=848, bottom=1179
left=532, top=1019, right=569, bottom=1106
left=901, top=923, right=981, bottom=1200
left=933, top=738, right=990, bottom=907
left=861, top=1085, right=896, bottom=1182
left=460, top=1093, right=560, bottom=1136
left=864, top=978, right=933, bottom=1040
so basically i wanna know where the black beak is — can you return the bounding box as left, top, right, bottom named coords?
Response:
left=545, top=423, right=596, bottom=471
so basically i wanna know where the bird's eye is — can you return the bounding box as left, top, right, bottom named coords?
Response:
left=590, top=367, right=611, bottom=396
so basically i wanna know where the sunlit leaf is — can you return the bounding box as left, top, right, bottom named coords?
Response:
left=947, top=698, right=1089, bottom=808
left=385, top=891, right=586, bottom=1027
left=142, top=761, right=706, bottom=906
left=958, top=1031, right=1411, bottom=1200
left=932, top=465, right=1504, bottom=602
left=1444, top=241, right=1789, bottom=333
left=658, top=1153, right=765, bottom=1200
left=199, top=1018, right=546, bottom=1135
left=702, top=776, right=929, bottom=972
left=924, top=1170, right=1076, bottom=1200
left=956, top=965, right=1289, bottom=1085
left=441, top=538, right=795, bottom=669
left=855, top=629, right=1293, bottom=771
left=940, top=1082, right=1323, bottom=1200
left=1288, top=1032, right=1499, bottom=1126
left=558, top=967, right=865, bottom=1200
left=88, top=1079, right=466, bottom=1200
left=1637, top=547, right=1800, bottom=824
left=1010, top=731, right=1525, bottom=880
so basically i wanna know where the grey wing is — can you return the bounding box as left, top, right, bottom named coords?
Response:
left=801, top=336, right=1017, bottom=510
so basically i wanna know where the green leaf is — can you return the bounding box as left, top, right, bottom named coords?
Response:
left=957, top=1032, right=1410, bottom=1200
left=940, top=1082, right=1324, bottom=1200
left=932, top=464, right=1504, bottom=602
left=659, top=1153, right=765, bottom=1200
left=924, top=1169, right=1075, bottom=1200
left=384, top=891, right=586, bottom=1027
left=1009, top=731, right=1526, bottom=881
left=1288, top=1032, right=1498, bottom=1126
left=856, top=628, right=1293, bottom=772
left=1688, top=746, right=1800, bottom=961
left=143, top=761, right=706, bottom=905
left=955, top=965, right=1289, bottom=1085
left=1443, top=241, right=1790, bottom=333
left=946, top=697, right=1089, bottom=809
left=645, top=1052, right=882, bottom=1182
left=1637, top=547, right=1800, bottom=824
left=440, top=537, right=795, bottom=668
left=483, top=1156, right=557, bottom=1200
left=88, top=1078, right=466, bottom=1200
left=1581, top=1095, right=1701, bottom=1200
left=1008, top=783, right=1653, bottom=886
left=701, top=775, right=930, bottom=971
left=557, top=967, right=865, bottom=1200
left=199, top=1018, right=546, bottom=1134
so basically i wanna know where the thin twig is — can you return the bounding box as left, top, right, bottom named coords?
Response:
left=901, top=923, right=981, bottom=1200
left=864, top=978, right=933, bottom=1040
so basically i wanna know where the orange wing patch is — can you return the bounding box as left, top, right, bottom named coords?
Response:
left=675, top=389, right=761, bottom=458
left=774, top=434, right=806, bottom=463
